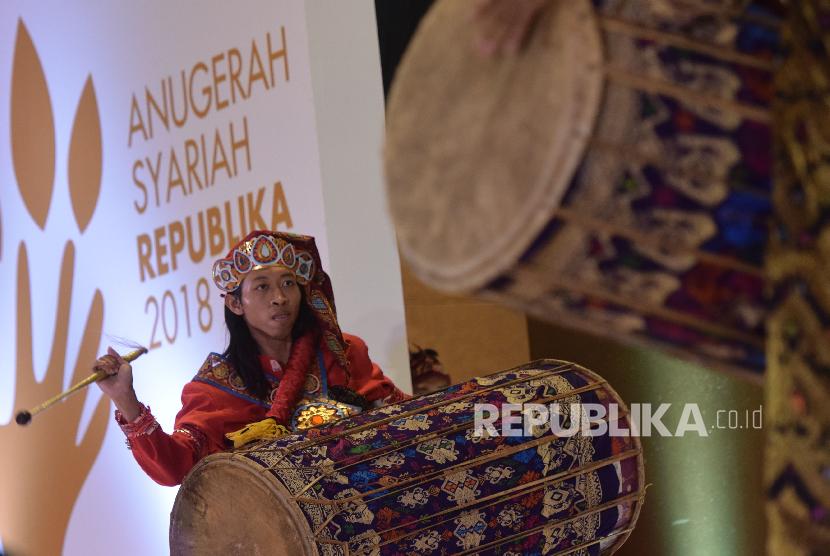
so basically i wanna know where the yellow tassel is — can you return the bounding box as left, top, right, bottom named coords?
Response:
left=225, top=417, right=292, bottom=449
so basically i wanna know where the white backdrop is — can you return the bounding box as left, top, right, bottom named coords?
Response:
left=0, top=1, right=409, bottom=554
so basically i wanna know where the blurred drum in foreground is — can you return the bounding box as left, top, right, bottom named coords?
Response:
left=384, top=0, right=781, bottom=378
left=170, top=360, right=644, bottom=555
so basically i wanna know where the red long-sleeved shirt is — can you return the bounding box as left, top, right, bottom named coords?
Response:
left=117, top=333, right=408, bottom=486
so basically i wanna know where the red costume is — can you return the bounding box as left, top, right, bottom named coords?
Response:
left=117, top=333, right=405, bottom=486
left=116, top=231, right=408, bottom=486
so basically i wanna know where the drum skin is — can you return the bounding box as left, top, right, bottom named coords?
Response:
left=170, top=360, right=644, bottom=555
left=169, top=455, right=317, bottom=555
left=385, top=0, right=781, bottom=378
left=385, top=0, right=604, bottom=290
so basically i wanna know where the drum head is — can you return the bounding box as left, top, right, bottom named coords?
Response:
left=384, top=0, right=603, bottom=292
left=170, top=453, right=317, bottom=556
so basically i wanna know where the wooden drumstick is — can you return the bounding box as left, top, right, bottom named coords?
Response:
left=15, top=347, right=148, bottom=426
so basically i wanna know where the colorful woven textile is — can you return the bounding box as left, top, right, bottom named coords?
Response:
left=766, top=2, right=830, bottom=553
left=479, top=0, right=783, bottom=377
left=235, top=361, right=644, bottom=555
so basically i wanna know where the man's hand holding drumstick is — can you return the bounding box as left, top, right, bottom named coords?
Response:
left=94, top=347, right=144, bottom=422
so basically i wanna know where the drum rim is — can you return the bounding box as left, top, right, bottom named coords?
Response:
left=571, top=361, right=647, bottom=554
left=384, top=0, right=606, bottom=293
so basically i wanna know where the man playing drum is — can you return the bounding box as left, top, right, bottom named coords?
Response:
left=93, top=230, right=408, bottom=486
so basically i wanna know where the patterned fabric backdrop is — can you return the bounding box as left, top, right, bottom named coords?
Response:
left=765, top=1, right=830, bottom=553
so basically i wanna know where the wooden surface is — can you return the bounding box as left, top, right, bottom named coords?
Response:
left=401, top=261, right=530, bottom=385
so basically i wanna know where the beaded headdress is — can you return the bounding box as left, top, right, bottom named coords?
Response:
left=212, top=230, right=350, bottom=370
left=213, top=232, right=317, bottom=292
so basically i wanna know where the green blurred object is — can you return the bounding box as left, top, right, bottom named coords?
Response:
left=528, top=318, right=765, bottom=556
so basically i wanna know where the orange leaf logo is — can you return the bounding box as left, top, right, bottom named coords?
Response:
left=68, top=75, right=102, bottom=232
left=1, top=17, right=107, bottom=556
left=10, top=19, right=55, bottom=229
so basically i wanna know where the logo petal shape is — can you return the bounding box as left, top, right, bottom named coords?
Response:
left=68, top=75, right=103, bottom=232
left=10, top=19, right=55, bottom=229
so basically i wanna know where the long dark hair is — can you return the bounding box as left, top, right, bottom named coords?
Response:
left=222, top=287, right=316, bottom=399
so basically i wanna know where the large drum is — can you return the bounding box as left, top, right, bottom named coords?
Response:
left=384, top=0, right=781, bottom=378
left=170, top=361, right=644, bottom=555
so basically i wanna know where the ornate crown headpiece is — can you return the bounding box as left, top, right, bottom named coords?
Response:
left=212, top=232, right=316, bottom=293
left=211, top=230, right=351, bottom=372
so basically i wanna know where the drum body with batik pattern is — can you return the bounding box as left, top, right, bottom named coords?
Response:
left=385, top=0, right=782, bottom=378
left=170, top=360, right=644, bottom=555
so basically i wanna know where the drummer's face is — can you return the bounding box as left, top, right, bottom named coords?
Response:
left=227, top=266, right=301, bottom=343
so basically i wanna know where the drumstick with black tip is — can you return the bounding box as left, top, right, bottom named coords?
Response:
left=15, top=347, right=148, bottom=426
